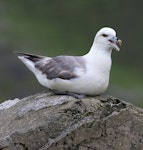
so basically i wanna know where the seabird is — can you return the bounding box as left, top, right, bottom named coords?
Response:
left=15, top=27, right=122, bottom=98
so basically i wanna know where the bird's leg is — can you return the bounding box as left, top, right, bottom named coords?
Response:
left=66, top=92, right=86, bottom=99
left=51, top=89, right=86, bottom=99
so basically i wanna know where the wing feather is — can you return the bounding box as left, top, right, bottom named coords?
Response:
left=35, top=56, right=86, bottom=80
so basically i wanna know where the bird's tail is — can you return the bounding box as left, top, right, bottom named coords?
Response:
left=14, top=51, right=44, bottom=62
left=14, top=51, right=45, bottom=74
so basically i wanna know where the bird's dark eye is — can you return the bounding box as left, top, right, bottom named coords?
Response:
left=102, top=34, right=108, bottom=37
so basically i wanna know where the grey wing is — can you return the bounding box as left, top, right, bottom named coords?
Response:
left=35, top=56, right=86, bottom=80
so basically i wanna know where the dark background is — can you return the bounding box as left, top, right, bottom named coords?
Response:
left=0, top=0, right=143, bottom=107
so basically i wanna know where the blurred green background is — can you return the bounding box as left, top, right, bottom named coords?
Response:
left=0, top=0, right=143, bottom=107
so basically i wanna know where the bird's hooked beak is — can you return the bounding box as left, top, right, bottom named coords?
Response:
left=109, top=36, right=122, bottom=51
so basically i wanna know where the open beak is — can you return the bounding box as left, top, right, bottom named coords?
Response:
left=109, top=36, right=122, bottom=51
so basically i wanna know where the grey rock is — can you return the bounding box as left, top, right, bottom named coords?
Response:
left=0, top=91, right=143, bottom=150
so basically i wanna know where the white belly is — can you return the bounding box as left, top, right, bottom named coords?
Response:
left=46, top=67, right=110, bottom=96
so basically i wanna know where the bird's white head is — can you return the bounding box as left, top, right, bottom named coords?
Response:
left=94, top=27, right=122, bottom=52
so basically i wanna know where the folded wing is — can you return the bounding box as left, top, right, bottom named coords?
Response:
left=35, top=56, right=86, bottom=80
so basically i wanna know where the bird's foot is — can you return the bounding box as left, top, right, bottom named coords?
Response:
left=51, top=90, right=86, bottom=99
left=66, top=92, right=86, bottom=99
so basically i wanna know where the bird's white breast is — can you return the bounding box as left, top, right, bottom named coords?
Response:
left=77, top=51, right=112, bottom=95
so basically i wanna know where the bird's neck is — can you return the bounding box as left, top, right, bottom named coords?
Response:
left=86, top=42, right=112, bottom=58
left=84, top=42, right=112, bottom=76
